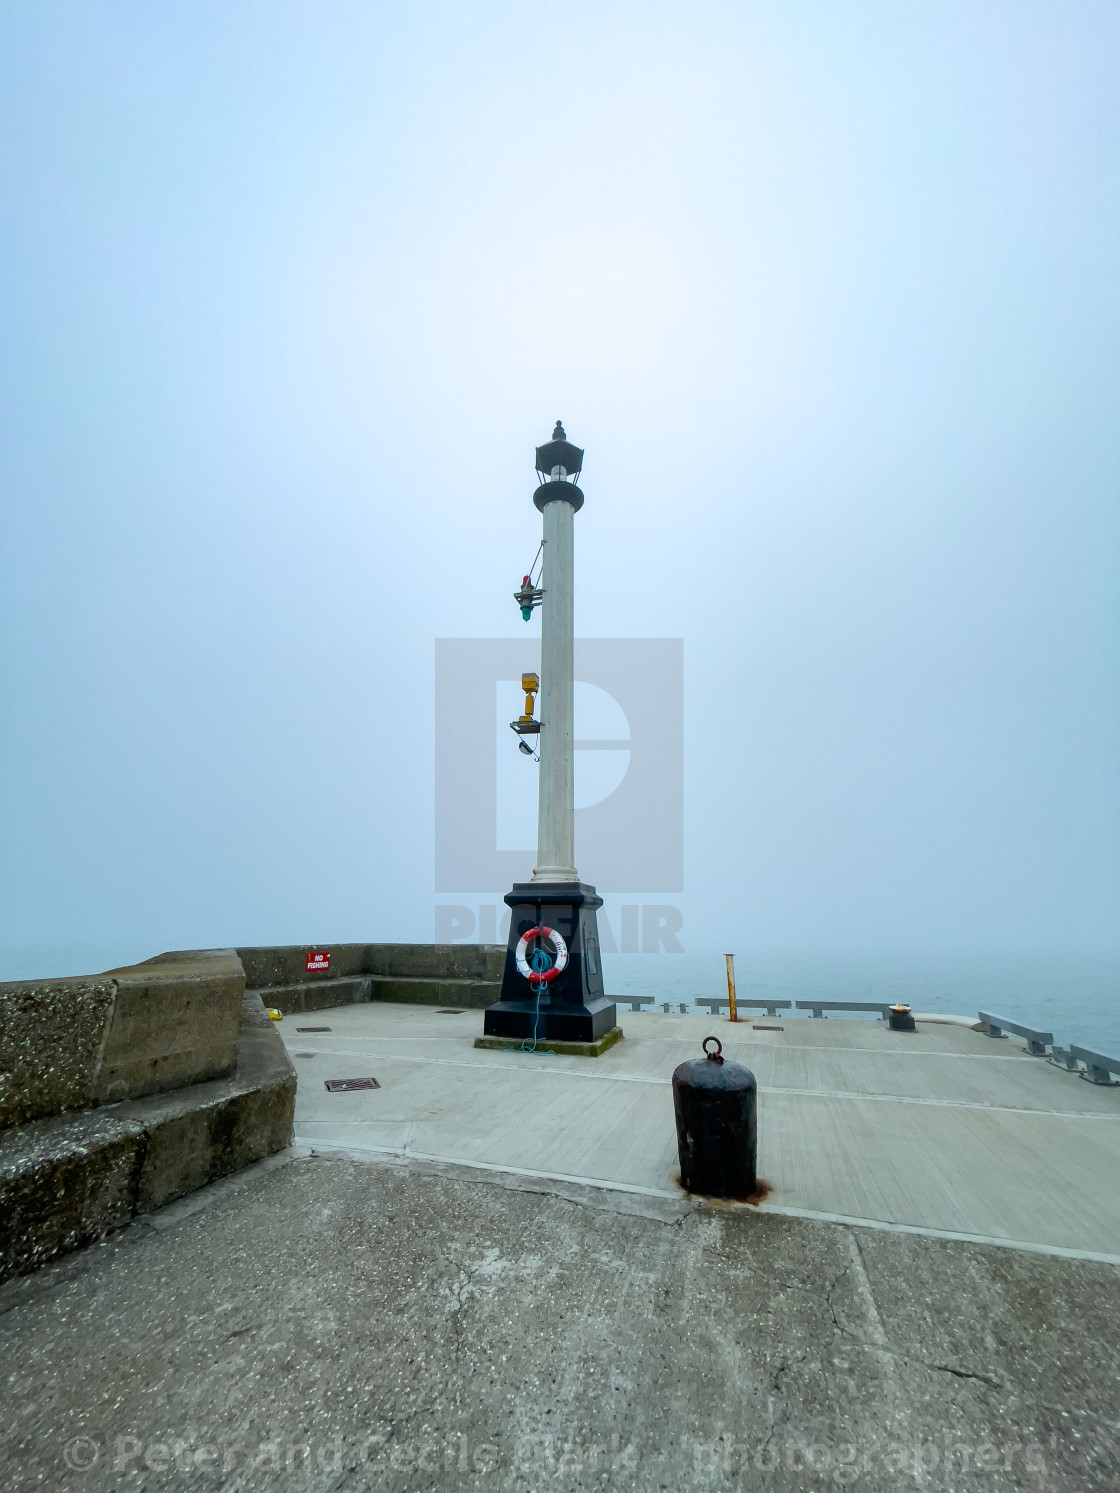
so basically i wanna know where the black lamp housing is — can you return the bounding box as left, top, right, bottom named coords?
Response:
left=534, top=420, right=584, bottom=482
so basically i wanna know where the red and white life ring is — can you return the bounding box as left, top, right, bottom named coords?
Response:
left=515, top=926, right=569, bottom=986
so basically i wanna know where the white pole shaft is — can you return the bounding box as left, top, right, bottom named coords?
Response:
left=533, top=493, right=578, bottom=882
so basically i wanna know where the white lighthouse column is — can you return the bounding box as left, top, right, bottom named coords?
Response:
left=483, top=422, right=615, bottom=1049
left=532, top=490, right=579, bottom=882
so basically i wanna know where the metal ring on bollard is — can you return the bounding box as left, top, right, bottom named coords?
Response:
left=703, top=1036, right=724, bottom=1063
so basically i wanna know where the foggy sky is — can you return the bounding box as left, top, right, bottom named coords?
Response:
left=2, top=0, right=1118, bottom=976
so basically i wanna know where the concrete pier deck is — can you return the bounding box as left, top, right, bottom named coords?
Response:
left=284, top=1002, right=1120, bottom=1263
left=2, top=1003, right=1117, bottom=1491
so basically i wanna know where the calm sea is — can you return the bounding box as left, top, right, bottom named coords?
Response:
left=601, top=950, right=1120, bottom=1056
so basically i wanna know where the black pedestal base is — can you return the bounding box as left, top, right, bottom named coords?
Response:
left=483, top=881, right=617, bottom=1045
left=474, top=1025, right=623, bottom=1057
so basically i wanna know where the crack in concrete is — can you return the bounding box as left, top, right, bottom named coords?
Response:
left=725, top=1230, right=1016, bottom=1406
left=816, top=1237, right=1013, bottom=1397
left=930, top=1363, right=1007, bottom=1391
left=822, top=1257, right=857, bottom=1336
left=757, top=1350, right=809, bottom=1460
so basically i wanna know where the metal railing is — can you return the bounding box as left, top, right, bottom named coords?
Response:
left=695, top=997, right=792, bottom=1018
left=795, top=1000, right=892, bottom=1019
left=978, top=1012, right=1054, bottom=1056
left=1064, top=1044, right=1120, bottom=1086
left=615, top=993, right=1119, bottom=1084
left=979, top=1011, right=1120, bottom=1085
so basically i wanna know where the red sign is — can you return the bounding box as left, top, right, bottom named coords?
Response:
left=306, top=951, right=331, bottom=974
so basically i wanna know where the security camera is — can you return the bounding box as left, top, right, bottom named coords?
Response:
left=518, top=739, right=534, bottom=756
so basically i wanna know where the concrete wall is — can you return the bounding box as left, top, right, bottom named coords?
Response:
left=0, top=949, right=243, bottom=1131
left=0, top=977, right=119, bottom=1130
left=371, top=942, right=505, bottom=982
left=236, top=943, right=506, bottom=990
left=0, top=937, right=507, bottom=1281
left=97, top=949, right=244, bottom=1105
left=236, top=944, right=379, bottom=989
left=1, top=942, right=503, bottom=1133
left=0, top=992, right=295, bottom=1283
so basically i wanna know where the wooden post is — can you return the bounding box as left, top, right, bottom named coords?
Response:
left=724, top=953, right=738, bottom=1023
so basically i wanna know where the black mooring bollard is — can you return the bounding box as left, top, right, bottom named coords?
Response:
left=888, top=1003, right=916, bottom=1032
left=672, top=1036, right=757, bottom=1198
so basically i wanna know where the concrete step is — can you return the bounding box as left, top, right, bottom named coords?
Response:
left=0, top=995, right=295, bottom=1284
left=253, top=977, right=372, bottom=1015
left=251, top=975, right=502, bottom=1015
left=367, top=975, right=500, bottom=1010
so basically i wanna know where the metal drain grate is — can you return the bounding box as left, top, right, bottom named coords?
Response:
left=753, top=1025, right=785, bottom=1031
left=296, top=1026, right=331, bottom=1032
left=436, top=1009, right=465, bottom=1014
left=324, top=1077, right=380, bottom=1092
